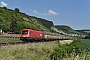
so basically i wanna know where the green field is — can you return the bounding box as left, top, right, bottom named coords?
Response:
left=81, top=39, right=90, bottom=51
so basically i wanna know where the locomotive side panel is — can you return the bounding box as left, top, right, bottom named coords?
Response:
left=29, top=30, right=44, bottom=38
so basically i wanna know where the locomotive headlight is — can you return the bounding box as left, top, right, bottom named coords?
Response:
left=23, top=35, right=26, bottom=37
left=23, top=34, right=29, bottom=37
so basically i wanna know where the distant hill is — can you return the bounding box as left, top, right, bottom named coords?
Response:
left=55, top=25, right=81, bottom=34
left=76, top=29, right=90, bottom=35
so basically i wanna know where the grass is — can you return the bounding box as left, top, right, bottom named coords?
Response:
left=0, top=40, right=89, bottom=60
left=0, top=40, right=73, bottom=60
left=0, top=42, right=57, bottom=60
left=0, top=38, right=90, bottom=60
left=0, top=36, right=22, bottom=43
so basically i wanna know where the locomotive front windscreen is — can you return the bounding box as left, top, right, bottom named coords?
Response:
left=22, top=30, right=28, bottom=34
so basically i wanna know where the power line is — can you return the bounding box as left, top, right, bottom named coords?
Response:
left=19, top=0, right=31, bottom=9
left=2, top=0, right=31, bottom=10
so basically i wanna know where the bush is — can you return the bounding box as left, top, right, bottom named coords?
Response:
left=50, top=39, right=83, bottom=60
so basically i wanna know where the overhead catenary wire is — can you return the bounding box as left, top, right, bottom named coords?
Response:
left=19, top=0, right=31, bottom=9
left=1, top=0, right=31, bottom=10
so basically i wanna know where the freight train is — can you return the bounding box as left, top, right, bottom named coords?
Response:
left=20, top=28, right=74, bottom=42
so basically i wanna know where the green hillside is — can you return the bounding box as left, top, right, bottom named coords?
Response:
left=0, top=7, right=54, bottom=33
left=76, top=30, right=90, bottom=35
left=0, top=7, right=87, bottom=35
left=55, top=25, right=81, bottom=34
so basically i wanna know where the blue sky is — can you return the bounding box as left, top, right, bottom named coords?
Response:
left=0, top=0, right=90, bottom=30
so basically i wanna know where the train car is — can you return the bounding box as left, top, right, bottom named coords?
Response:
left=20, top=28, right=44, bottom=42
left=20, top=28, right=74, bottom=42
left=44, top=32, right=57, bottom=40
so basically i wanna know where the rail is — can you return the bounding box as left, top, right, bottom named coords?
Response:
left=0, top=42, right=28, bottom=46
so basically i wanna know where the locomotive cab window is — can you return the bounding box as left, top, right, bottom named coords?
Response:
left=22, top=30, right=28, bottom=34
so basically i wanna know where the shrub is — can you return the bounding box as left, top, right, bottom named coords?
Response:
left=50, top=39, right=83, bottom=60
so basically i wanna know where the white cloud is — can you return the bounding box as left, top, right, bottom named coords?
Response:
left=45, top=10, right=58, bottom=15
left=30, top=9, right=58, bottom=16
left=1, top=1, right=7, bottom=7
left=30, top=9, right=41, bottom=15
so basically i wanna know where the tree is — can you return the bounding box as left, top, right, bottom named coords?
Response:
left=3, top=6, right=7, bottom=9
left=88, top=33, right=90, bottom=38
left=84, top=33, right=90, bottom=39
left=15, top=8, right=20, bottom=13
left=10, top=19, right=18, bottom=33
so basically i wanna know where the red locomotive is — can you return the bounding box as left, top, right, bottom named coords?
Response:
left=20, top=28, right=44, bottom=42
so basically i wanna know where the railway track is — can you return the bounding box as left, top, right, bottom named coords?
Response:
left=0, top=42, right=28, bottom=46
left=0, top=39, right=74, bottom=47
left=0, top=34, right=74, bottom=46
